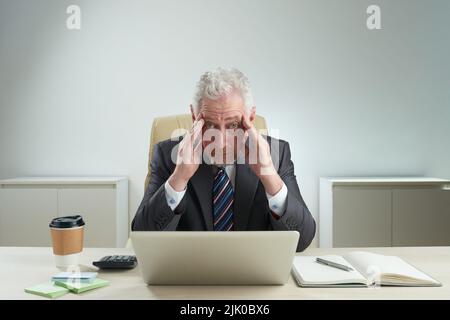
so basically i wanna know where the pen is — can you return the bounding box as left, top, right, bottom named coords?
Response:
left=315, top=257, right=354, bottom=272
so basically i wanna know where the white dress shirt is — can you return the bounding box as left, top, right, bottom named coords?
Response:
left=164, top=164, right=288, bottom=217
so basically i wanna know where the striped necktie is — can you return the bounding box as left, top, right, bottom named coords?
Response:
left=212, top=167, right=234, bottom=231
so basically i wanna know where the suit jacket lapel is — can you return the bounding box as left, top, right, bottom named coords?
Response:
left=234, top=164, right=259, bottom=231
left=190, top=163, right=214, bottom=230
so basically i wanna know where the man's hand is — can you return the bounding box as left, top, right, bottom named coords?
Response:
left=242, top=112, right=283, bottom=196
left=168, top=113, right=204, bottom=191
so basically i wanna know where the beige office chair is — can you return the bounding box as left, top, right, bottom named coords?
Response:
left=126, top=113, right=267, bottom=249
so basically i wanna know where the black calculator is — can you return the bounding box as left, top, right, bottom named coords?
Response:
left=93, top=255, right=137, bottom=269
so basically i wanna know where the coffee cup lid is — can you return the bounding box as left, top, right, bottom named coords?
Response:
left=49, top=215, right=85, bottom=228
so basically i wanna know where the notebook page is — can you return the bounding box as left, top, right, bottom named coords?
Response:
left=292, top=255, right=368, bottom=286
left=343, top=251, right=439, bottom=284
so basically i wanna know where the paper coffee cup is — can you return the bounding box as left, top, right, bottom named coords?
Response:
left=49, top=215, right=85, bottom=268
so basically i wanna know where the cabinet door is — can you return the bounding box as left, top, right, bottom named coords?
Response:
left=57, top=187, right=116, bottom=247
left=0, top=188, right=57, bottom=246
left=393, top=188, right=450, bottom=246
left=333, top=187, right=392, bottom=247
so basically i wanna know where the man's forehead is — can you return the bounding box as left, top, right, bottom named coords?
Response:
left=202, top=106, right=243, bottom=121
left=200, top=90, right=246, bottom=119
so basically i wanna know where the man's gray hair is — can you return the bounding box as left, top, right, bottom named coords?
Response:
left=193, top=67, right=254, bottom=113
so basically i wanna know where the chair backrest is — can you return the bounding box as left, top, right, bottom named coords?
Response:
left=144, top=113, right=268, bottom=191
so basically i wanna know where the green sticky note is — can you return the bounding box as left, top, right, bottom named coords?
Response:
left=25, top=282, right=70, bottom=299
left=55, top=278, right=109, bottom=294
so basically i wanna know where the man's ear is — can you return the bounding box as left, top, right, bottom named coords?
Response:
left=190, top=104, right=196, bottom=122
left=249, top=106, right=256, bottom=124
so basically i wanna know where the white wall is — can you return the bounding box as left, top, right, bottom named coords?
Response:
left=1, top=0, right=449, bottom=247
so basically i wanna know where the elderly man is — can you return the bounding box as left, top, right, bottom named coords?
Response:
left=132, top=67, right=315, bottom=252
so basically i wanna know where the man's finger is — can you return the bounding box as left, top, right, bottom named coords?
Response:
left=242, top=111, right=253, bottom=130
left=241, top=112, right=259, bottom=142
left=193, top=135, right=203, bottom=164
left=195, top=110, right=204, bottom=121
left=246, top=127, right=259, bottom=149
left=192, top=111, right=204, bottom=128
left=194, top=118, right=204, bottom=131
left=187, top=115, right=203, bottom=144
left=193, top=118, right=203, bottom=140
left=191, top=118, right=204, bottom=135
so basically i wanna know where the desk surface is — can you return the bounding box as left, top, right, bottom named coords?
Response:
left=1, top=246, right=449, bottom=300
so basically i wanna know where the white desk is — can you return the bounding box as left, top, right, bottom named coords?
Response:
left=1, top=246, right=449, bottom=300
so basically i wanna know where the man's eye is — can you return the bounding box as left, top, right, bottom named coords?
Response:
left=205, top=122, right=215, bottom=129
left=228, top=122, right=239, bottom=129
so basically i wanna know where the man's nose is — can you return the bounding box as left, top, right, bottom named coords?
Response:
left=214, top=129, right=226, bottom=149
left=219, top=128, right=234, bottom=149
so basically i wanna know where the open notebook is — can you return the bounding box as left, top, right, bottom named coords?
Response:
left=292, top=251, right=441, bottom=288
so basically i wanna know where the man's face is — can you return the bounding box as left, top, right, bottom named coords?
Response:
left=195, top=91, right=248, bottom=165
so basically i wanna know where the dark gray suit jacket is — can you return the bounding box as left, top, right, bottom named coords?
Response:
left=132, top=135, right=316, bottom=252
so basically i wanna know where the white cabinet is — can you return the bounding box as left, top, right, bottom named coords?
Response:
left=319, top=177, right=450, bottom=248
left=333, top=188, right=392, bottom=247
left=393, top=188, right=450, bottom=246
left=0, top=188, right=57, bottom=246
left=0, top=177, right=128, bottom=248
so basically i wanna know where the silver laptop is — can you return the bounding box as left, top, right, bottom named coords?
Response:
left=131, top=231, right=299, bottom=285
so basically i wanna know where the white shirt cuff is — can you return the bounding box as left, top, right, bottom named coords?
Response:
left=164, top=180, right=187, bottom=211
left=266, top=182, right=288, bottom=217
